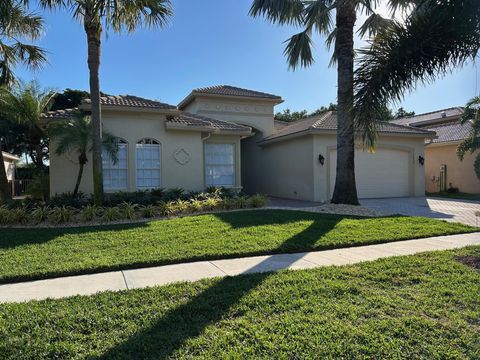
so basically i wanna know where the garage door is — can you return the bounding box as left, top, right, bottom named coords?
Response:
left=329, top=148, right=411, bottom=199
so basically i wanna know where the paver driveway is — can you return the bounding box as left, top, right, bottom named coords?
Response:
left=361, top=197, right=480, bottom=227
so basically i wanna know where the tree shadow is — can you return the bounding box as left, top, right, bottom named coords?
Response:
left=0, top=222, right=151, bottom=250
left=96, top=216, right=340, bottom=359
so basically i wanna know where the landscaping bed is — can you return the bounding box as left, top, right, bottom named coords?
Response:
left=1, top=247, right=479, bottom=358
left=0, top=209, right=476, bottom=283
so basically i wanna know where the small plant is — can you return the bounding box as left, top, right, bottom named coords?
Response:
left=141, top=204, right=157, bottom=218
left=81, top=204, right=100, bottom=222
left=203, top=197, right=220, bottom=211
left=9, top=207, right=29, bottom=224
left=150, top=188, right=165, bottom=197
left=100, top=207, right=122, bottom=222
left=249, top=194, right=267, bottom=208
left=31, top=206, right=50, bottom=224
left=0, top=206, right=11, bottom=225
left=234, top=196, right=249, bottom=209
left=48, top=206, right=75, bottom=224
left=188, top=198, right=204, bottom=212
left=120, top=202, right=138, bottom=220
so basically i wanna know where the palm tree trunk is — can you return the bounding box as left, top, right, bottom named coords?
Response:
left=73, top=162, right=84, bottom=197
left=0, top=148, right=12, bottom=201
left=331, top=0, right=359, bottom=205
left=84, top=14, right=104, bottom=205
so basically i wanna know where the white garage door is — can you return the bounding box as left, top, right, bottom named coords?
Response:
left=329, top=148, right=411, bottom=199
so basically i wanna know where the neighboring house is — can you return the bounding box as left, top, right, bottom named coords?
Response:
left=2, top=151, right=19, bottom=182
left=44, top=85, right=434, bottom=201
left=392, top=108, right=479, bottom=194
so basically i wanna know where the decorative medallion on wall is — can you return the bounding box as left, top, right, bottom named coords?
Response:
left=174, top=148, right=191, bottom=165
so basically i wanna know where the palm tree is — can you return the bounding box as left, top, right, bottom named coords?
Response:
left=0, top=82, right=56, bottom=170
left=0, top=0, right=46, bottom=201
left=457, top=96, right=480, bottom=179
left=354, top=0, right=480, bottom=146
left=49, top=115, right=119, bottom=196
left=38, top=0, right=173, bottom=205
left=250, top=0, right=397, bottom=205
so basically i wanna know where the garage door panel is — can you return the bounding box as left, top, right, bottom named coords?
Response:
left=329, top=148, right=411, bottom=199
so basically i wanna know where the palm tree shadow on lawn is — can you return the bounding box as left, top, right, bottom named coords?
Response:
left=96, top=216, right=341, bottom=359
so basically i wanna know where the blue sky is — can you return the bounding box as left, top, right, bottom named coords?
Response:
left=17, top=0, right=479, bottom=115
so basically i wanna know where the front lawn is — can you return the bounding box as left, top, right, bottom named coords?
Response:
left=0, top=210, right=476, bottom=283
left=1, top=247, right=479, bottom=358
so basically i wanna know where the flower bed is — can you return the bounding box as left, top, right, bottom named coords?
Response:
left=0, top=188, right=267, bottom=227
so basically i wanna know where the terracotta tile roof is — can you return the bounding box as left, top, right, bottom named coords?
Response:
left=262, top=111, right=434, bottom=142
left=167, top=112, right=252, bottom=134
left=391, top=107, right=464, bottom=126
left=41, top=107, right=80, bottom=119
left=427, top=120, right=473, bottom=143
left=83, top=95, right=176, bottom=110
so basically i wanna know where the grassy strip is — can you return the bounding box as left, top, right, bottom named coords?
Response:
left=0, top=209, right=476, bottom=283
left=1, top=247, right=479, bottom=358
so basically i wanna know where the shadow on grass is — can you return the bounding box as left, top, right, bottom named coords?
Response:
left=96, top=217, right=339, bottom=359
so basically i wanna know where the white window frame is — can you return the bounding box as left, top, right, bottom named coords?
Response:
left=103, top=138, right=128, bottom=191
left=136, top=138, right=161, bottom=190
left=204, top=142, right=236, bottom=188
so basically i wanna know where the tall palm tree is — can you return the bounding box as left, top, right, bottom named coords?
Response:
left=250, top=0, right=397, bottom=205
left=354, top=0, right=480, bottom=146
left=38, top=0, right=173, bottom=205
left=0, top=82, right=55, bottom=170
left=457, top=96, right=480, bottom=179
left=49, top=115, right=118, bottom=196
left=0, top=0, right=46, bottom=201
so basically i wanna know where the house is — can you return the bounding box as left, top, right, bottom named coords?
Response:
left=45, top=85, right=434, bottom=201
left=2, top=151, right=19, bottom=182
left=391, top=108, right=479, bottom=194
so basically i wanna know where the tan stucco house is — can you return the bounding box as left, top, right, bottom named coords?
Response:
left=3, top=151, right=19, bottom=182
left=45, top=85, right=434, bottom=201
left=392, top=108, right=479, bottom=194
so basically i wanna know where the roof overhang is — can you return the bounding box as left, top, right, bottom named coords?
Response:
left=78, top=103, right=180, bottom=115
left=258, top=128, right=436, bottom=146
left=2, top=152, right=20, bottom=161
left=178, top=92, right=284, bottom=110
left=165, top=122, right=252, bottom=136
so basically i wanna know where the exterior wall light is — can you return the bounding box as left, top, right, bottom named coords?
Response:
left=418, top=156, right=425, bottom=166
left=318, top=154, right=325, bottom=166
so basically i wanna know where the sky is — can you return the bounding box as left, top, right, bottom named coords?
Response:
left=16, top=0, right=479, bottom=115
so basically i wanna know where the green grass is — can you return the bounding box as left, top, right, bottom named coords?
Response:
left=1, top=247, right=479, bottom=359
left=0, top=210, right=476, bottom=283
left=427, top=192, right=480, bottom=201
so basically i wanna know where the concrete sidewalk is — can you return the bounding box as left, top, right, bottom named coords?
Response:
left=1, top=232, right=479, bottom=303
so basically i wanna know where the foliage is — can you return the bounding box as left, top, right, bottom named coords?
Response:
left=274, top=108, right=309, bottom=122
left=0, top=1, right=46, bottom=86
left=0, top=81, right=55, bottom=168
left=457, top=96, right=480, bottom=179
left=249, top=194, right=267, bottom=208
left=80, top=204, right=99, bottom=222
left=0, top=210, right=475, bottom=283
left=354, top=0, right=480, bottom=146
left=48, top=114, right=119, bottom=195
left=99, top=206, right=122, bottom=222
left=2, top=247, right=479, bottom=358
left=50, top=89, right=110, bottom=111
left=119, top=202, right=138, bottom=220
left=30, top=206, right=49, bottom=224
left=47, top=206, right=75, bottom=224
left=25, top=173, right=49, bottom=201
left=393, top=107, right=415, bottom=119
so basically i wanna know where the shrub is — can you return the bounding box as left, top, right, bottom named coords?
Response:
left=81, top=204, right=100, bottom=222
left=48, top=206, right=76, bottom=224
left=47, top=192, right=90, bottom=209
left=120, top=202, right=138, bottom=220
left=25, top=173, right=50, bottom=201
left=9, top=207, right=29, bottom=224
left=203, top=197, right=220, bottom=211
left=0, top=206, right=11, bottom=225
left=249, top=194, right=267, bottom=208
left=31, top=206, right=50, bottom=224
left=164, top=188, right=184, bottom=202
left=141, top=205, right=157, bottom=218
left=188, top=198, right=204, bottom=212
left=100, top=207, right=122, bottom=222
left=234, top=196, right=249, bottom=209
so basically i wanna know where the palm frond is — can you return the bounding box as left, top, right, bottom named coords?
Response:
left=249, top=0, right=304, bottom=26
left=283, top=29, right=314, bottom=70
left=357, top=13, right=395, bottom=38
left=354, top=0, right=480, bottom=147
left=304, top=0, right=334, bottom=35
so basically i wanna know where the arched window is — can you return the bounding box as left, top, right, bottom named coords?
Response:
left=103, top=138, right=128, bottom=191
left=136, top=138, right=161, bottom=189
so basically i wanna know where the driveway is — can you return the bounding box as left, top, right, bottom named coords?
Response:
left=361, top=197, right=480, bottom=227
